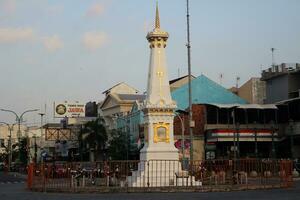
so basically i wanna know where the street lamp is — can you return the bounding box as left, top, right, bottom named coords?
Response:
left=254, top=121, right=258, bottom=158
left=0, top=108, right=39, bottom=162
left=236, top=122, right=240, bottom=159
left=0, top=122, right=17, bottom=171
left=289, top=119, right=294, bottom=159
left=270, top=120, right=276, bottom=159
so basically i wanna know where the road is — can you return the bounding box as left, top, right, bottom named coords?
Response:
left=0, top=173, right=299, bottom=200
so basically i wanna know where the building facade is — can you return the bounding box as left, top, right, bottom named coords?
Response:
left=99, top=82, right=144, bottom=130
left=262, top=63, right=300, bottom=103
left=237, top=77, right=266, bottom=104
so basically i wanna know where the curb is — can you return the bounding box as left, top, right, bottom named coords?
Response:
left=8, top=172, right=27, bottom=180
left=29, top=184, right=288, bottom=194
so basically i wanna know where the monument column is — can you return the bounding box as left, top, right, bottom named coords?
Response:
left=140, top=3, right=178, bottom=161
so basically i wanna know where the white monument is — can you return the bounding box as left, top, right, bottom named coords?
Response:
left=127, top=4, right=200, bottom=187
left=139, top=3, right=178, bottom=162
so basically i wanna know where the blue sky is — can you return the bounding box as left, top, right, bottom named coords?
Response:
left=0, top=0, right=299, bottom=124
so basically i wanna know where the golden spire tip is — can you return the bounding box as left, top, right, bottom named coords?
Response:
left=155, top=1, right=160, bottom=29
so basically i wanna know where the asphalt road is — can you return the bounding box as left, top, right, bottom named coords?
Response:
left=0, top=173, right=299, bottom=200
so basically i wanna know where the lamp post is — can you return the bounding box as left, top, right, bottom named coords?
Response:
left=270, top=120, right=276, bottom=159
left=254, top=121, right=258, bottom=158
left=0, top=109, right=38, bottom=162
left=232, top=109, right=237, bottom=162
left=289, top=119, right=294, bottom=159
left=0, top=122, right=17, bottom=171
left=236, top=122, right=240, bottom=159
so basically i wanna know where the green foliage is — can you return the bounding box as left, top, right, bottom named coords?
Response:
left=81, top=117, right=108, bottom=160
left=18, top=137, right=28, bottom=165
left=108, top=129, right=129, bottom=160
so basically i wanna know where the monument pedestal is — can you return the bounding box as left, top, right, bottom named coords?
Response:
left=127, top=160, right=201, bottom=187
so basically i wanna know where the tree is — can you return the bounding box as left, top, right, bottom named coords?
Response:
left=81, top=117, right=108, bottom=161
left=108, top=129, right=128, bottom=160
left=18, top=137, right=28, bottom=165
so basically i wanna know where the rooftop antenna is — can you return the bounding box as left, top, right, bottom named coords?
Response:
left=219, top=73, right=223, bottom=85
left=271, top=48, right=276, bottom=67
left=236, top=76, right=240, bottom=89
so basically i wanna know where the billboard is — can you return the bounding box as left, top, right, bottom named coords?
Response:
left=54, top=101, right=85, bottom=118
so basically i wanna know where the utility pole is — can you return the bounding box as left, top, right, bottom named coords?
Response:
left=186, top=0, right=194, bottom=163
left=254, top=121, right=258, bottom=158
left=38, top=112, right=45, bottom=159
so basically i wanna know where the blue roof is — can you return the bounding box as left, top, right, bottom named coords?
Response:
left=171, top=75, right=248, bottom=110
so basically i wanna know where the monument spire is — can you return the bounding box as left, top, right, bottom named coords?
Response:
left=145, top=3, right=174, bottom=107
left=155, top=2, right=160, bottom=29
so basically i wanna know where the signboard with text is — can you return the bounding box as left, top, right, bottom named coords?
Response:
left=54, top=101, right=85, bottom=118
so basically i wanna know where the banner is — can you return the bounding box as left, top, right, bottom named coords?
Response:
left=54, top=101, right=85, bottom=118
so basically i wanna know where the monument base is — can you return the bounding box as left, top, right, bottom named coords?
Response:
left=127, top=159, right=201, bottom=187
left=127, top=147, right=201, bottom=187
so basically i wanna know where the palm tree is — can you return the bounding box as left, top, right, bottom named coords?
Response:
left=81, top=117, right=108, bottom=161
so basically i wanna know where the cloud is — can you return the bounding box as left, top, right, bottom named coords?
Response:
left=46, top=5, right=64, bottom=16
left=86, top=3, right=104, bottom=17
left=0, top=27, right=35, bottom=43
left=43, top=35, right=63, bottom=52
left=82, top=32, right=108, bottom=50
left=0, top=0, right=16, bottom=14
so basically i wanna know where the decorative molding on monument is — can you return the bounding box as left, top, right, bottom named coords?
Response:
left=153, top=122, right=170, bottom=143
left=147, top=36, right=168, bottom=49
left=143, top=107, right=175, bottom=114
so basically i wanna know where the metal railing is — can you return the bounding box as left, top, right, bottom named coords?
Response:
left=27, top=159, right=293, bottom=192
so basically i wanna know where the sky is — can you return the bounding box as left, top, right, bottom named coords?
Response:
left=0, top=0, right=299, bottom=125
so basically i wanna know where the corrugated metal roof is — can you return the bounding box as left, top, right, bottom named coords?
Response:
left=276, top=97, right=300, bottom=105
left=207, top=103, right=277, bottom=109
left=171, top=75, right=248, bottom=110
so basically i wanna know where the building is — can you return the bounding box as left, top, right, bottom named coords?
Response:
left=169, top=75, right=195, bottom=92
left=172, top=75, right=248, bottom=160
left=276, top=97, right=300, bottom=159
left=99, top=82, right=145, bottom=130
left=201, top=104, right=279, bottom=159
left=172, top=74, right=247, bottom=110
left=0, top=124, right=28, bottom=157
left=85, top=101, right=98, bottom=117
left=235, top=77, right=266, bottom=104
left=262, top=63, right=300, bottom=103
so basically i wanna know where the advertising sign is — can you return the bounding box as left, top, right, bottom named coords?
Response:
left=54, top=101, right=85, bottom=118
